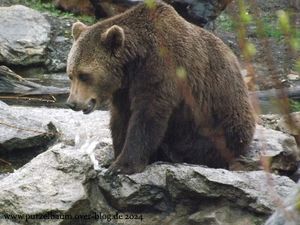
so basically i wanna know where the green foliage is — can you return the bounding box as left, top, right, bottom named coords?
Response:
left=218, top=11, right=300, bottom=42
left=144, top=0, right=157, bottom=9
left=277, top=10, right=291, bottom=34
left=238, top=0, right=252, bottom=25
left=20, top=0, right=96, bottom=24
left=289, top=100, right=300, bottom=112
left=295, top=59, right=300, bottom=73
left=216, top=14, right=235, bottom=32
left=244, top=42, right=256, bottom=58
left=290, top=37, right=300, bottom=51
left=296, top=193, right=300, bottom=212
left=262, top=17, right=283, bottom=40
left=75, top=15, right=96, bottom=25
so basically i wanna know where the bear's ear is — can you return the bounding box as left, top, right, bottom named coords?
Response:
left=72, top=21, right=87, bottom=40
left=101, top=25, right=125, bottom=51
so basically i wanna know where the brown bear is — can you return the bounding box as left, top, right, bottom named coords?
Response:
left=66, top=1, right=256, bottom=174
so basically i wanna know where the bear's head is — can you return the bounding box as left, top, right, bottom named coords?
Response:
left=66, top=21, right=126, bottom=114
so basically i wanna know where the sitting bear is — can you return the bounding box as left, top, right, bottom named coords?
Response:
left=66, top=1, right=256, bottom=174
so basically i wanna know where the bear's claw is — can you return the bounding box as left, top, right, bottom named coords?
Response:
left=106, top=160, right=146, bottom=175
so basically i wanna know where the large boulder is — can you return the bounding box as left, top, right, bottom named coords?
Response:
left=0, top=143, right=106, bottom=225
left=0, top=5, right=51, bottom=66
left=6, top=106, right=111, bottom=144
left=278, top=112, right=300, bottom=136
left=165, top=0, right=233, bottom=27
left=2, top=106, right=299, bottom=176
left=43, top=14, right=74, bottom=72
left=0, top=104, right=58, bottom=171
left=0, top=142, right=296, bottom=225
left=0, top=105, right=299, bottom=224
left=234, top=125, right=299, bottom=174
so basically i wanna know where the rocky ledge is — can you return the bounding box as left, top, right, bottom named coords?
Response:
left=0, top=142, right=296, bottom=225
left=0, top=103, right=299, bottom=224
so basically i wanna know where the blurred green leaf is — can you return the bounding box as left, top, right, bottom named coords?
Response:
left=176, top=66, right=187, bottom=80
left=277, top=10, right=291, bottom=34
left=144, top=0, right=156, bottom=9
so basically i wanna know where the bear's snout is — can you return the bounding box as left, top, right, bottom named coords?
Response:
left=66, top=98, right=97, bottom=114
left=66, top=100, right=80, bottom=111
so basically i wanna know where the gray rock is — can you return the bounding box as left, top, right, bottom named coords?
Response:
left=93, top=0, right=231, bottom=27
left=0, top=143, right=113, bottom=225
left=43, top=14, right=74, bottom=72
left=99, top=164, right=294, bottom=213
left=0, top=105, right=58, bottom=174
left=0, top=5, right=51, bottom=66
left=265, top=181, right=300, bottom=225
left=6, top=106, right=111, bottom=144
left=3, top=106, right=299, bottom=176
left=259, top=114, right=281, bottom=130
left=0, top=106, right=57, bottom=153
left=278, top=112, right=300, bottom=136
left=0, top=100, right=8, bottom=108
left=0, top=142, right=296, bottom=225
left=0, top=106, right=299, bottom=224
left=188, top=206, right=263, bottom=225
left=232, top=125, right=299, bottom=174
left=0, top=106, right=111, bottom=173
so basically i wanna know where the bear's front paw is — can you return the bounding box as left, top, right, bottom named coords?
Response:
left=106, top=159, right=147, bottom=175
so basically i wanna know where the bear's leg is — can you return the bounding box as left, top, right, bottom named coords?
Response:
left=166, top=133, right=232, bottom=168
left=110, top=111, right=128, bottom=158
left=222, top=121, right=255, bottom=159
left=188, top=134, right=233, bottom=168
left=108, top=99, right=174, bottom=174
left=110, top=89, right=130, bottom=158
left=192, top=120, right=254, bottom=167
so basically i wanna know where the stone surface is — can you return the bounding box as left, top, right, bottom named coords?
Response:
left=0, top=104, right=57, bottom=153
left=3, top=106, right=299, bottom=175
left=169, top=0, right=233, bottom=27
left=0, top=103, right=58, bottom=173
left=6, top=106, right=111, bottom=144
left=278, top=112, right=300, bottom=136
left=232, top=125, right=299, bottom=174
left=0, top=105, right=299, bottom=224
left=43, top=14, right=74, bottom=72
left=265, top=181, right=300, bottom=225
left=0, top=143, right=110, bottom=225
left=259, top=114, right=281, bottom=131
left=0, top=5, right=51, bottom=66
left=0, top=100, right=8, bottom=108
left=0, top=106, right=110, bottom=173
left=287, top=73, right=300, bottom=81
left=99, top=164, right=294, bottom=213
left=0, top=142, right=296, bottom=225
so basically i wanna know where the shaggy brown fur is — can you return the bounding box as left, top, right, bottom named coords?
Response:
left=66, top=1, right=256, bottom=174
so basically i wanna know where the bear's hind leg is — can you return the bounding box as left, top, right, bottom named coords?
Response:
left=181, top=134, right=233, bottom=168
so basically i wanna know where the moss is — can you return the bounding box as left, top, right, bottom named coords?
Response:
left=289, top=100, right=300, bottom=112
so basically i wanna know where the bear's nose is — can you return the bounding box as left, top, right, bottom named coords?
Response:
left=66, top=101, right=77, bottom=111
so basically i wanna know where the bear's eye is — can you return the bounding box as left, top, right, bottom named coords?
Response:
left=68, top=75, right=73, bottom=80
left=78, top=73, right=90, bottom=82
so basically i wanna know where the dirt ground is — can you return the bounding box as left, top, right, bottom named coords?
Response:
left=215, top=0, right=300, bottom=90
